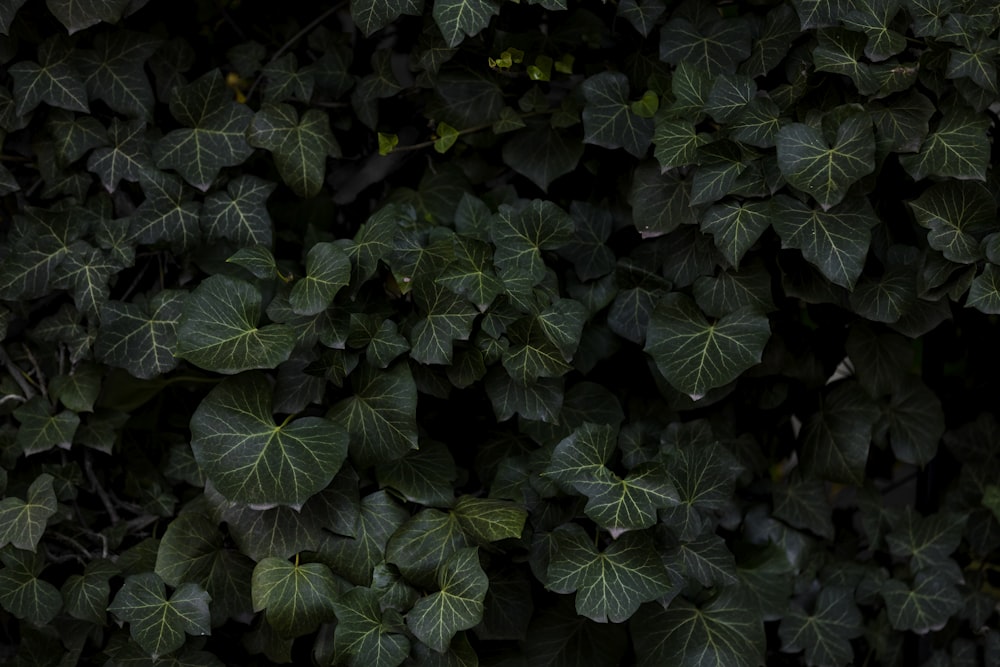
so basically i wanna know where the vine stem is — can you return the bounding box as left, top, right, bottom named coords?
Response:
left=0, top=345, right=36, bottom=400
left=388, top=109, right=555, bottom=153
left=84, top=451, right=120, bottom=525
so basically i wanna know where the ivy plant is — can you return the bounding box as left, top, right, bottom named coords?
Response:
left=1, top=0, right=1000, bottom=664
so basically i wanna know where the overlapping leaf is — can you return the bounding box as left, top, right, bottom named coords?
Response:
left=252, top=557, right=339, bottom=637
left=108, top=572, right=211, bottom=659
left=0, top=474, right=57, bottom=551
left=96, top=290, right=186, bottom=379
left=248, top=103, right=339, bottom=197
left=801, top=381, right=880, bottom=485
left=580, top=72, right=654, bottom=158
left=406, top=547, right=488, bottom=651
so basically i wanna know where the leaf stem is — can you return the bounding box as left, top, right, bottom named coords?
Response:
left=85, top=451, right=120, bottom=525
left=388, top=109, right=555, bottom=153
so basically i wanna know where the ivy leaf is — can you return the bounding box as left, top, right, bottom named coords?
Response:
left=228, top=245, right=278, bottom=279
left=130, top=167, right=201, bottom=250
left=248, top=103, right=339, bottom=198
left=502, top=121, right=583, bottom=192
left=580, top=72, right=654, bottom=158
left=559, top=201, right=616, bottom=281
left=0, top=474, right=57, bottom=551
left=485, top=371, right=564, bottom=423
left=700, top=200, right=771, bottom=269
left=176, top=274, right=296, bottom=374
left=967, top=264, right=1000, bottom=314
left=108, top=572, right=211, bottom=659
left=328, top=362, right=418, bottom=468
left=523, top=598, right=628, bottom=666
left=690, top=141, right=748, bottom=206
left=10, top=37, right=89, bottom=115
left=386, top=508, right=470, bottom=588
left=881, top=571, right=963, bottom=633
left=290, top=242, right=350, bottom=316
left=842, top=0, right=907, bottom=61
left=76, top=31, right=160, bottom=119
left=771, top=196, right=879, bottom=289
left=666, top=531, right=738, bottom=588
left=659, top=17, right=752, bottom=75
left=645, top=293, right=771, bottom=396
left=742, top=4, right=799, bottom=76
left=46, top=0, right=129, bottom=33
left=432, top=0, right=499, bottom=47
left=705, top=74, right=754, bottom=123
left=62, top=560, right=116, bottom=624
left=790, top=0, right=852, bottom=28
left=629, top=164, right=697, bottom=237
left=899, top=109, right=990, bottom=181
left=437, top=236, right=504, bottom=310
left=333, top=586, right=410, bottom=667
left=410, top=280, right=478, bottom=364
left=885, top=508, right=965, bottom=572
left=693, top=263, right=775, bottom=318
left=190, top=372, right=348, bottom=506
left=201, top=175, right=276, bottom=247
left=652, top=117, right=710, bottom=170
left=0, top=549, right=62, bottom=626
left=660, top=441, right=743, bottom=540
left=617, top=0, right=665, bottom=36
left=377, top=440, right=456, bottom=507
left=848, top=269, right=916, bottom=323
left=778, top=587, right=864, bottom=667
left=47, top=109, right=106, bottom=164
left=154, top=70, right=254, bottom=191
left=13, top=397, right=80, bottom=455
left=491, top=199, right=574, bottom=285
left=406, top=547, right=488, bottom=652
left=884, top=381, right=945, bottom=465
left=453, top=496, right=527, bottom=543
left=252, top=557, right=339, bottom=638
left=96, top=290, right=186, bottom=380
left=352, top=0, right=424, bottom=36
left=813, top=29, right=877, bottom=96
left=546, top=524, right=672, bottom=623
left=87, top=118, right=152, bottom=192
left=773, top=476, right=834, bottom=540
left=49, top=363, right=101, bottom=412
left=321, top=490, right=408, bottom=586
left=946, top=37, right=1000, bottom=93
left=908, top=181, right=994, bottom=264
left=775, top=113, right=876, bottom=209
left=631, top=589, right=765, bottom=667
left=801, top=381, right=880, bottom=486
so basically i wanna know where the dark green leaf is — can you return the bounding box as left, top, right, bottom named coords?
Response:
left=201, top=175, right=276, bottom=247
left=131, top=167, right=201, bottom=250
left=842, top=0, right=907, bottom=61
left=252, top=557, right=339, bottom=637
left=386, top=508, right=470, bottom=588
left=432, top=0, right=499, bottom=47
left=248, top=103, right=339, bottom=198
left=406, top=547, right=488, bottom=652
left=453, top=496, right=527, bottom=542
left=848, top=268, right=916, bottom=323
left=629, top=162, right=697, bottom=238
left=886, top=508, right=965, bottom=572
left=652, top=116, right=710, bottom=170
left=108, top=572, right=211, bottom=658
left=581, top=72, right=653, bottom=157
left=46, top=0, right=129, bottom=33
left=778, top=587, right=863, bottom=667
left=666, top=531, right=738, bottom=588
left=884, top=381, right=945, bottom=465
left=967, top=264, right=1000, bottom=314
left=773, top=476, right=834, bottom=540
left=352, top=0, right=424, bottom=36
left=0, top=549, right=61, bottom=626
left=13, top=397, right=80, bottom=455
left=659, top=17, right=751, bottom=75
left=10, top=37, right=88, bottom=115
left=377, top=440, right=456, bottom=507
left=742, top=4, right=799, bottom=76
left=76, top=31, right=160, bottom=119
left=96, top=290, right=186, bottom=380
left=0, top=474, right=57, bottom=551
left=410, top=280, right=478, bottom=365
left=790, top=0, right=851, bottom=28
left=908, top=180, right=994, bottom=264
left=87, top=118, right=152, bottom=192
left=333, top=586, right=410, bottom=667
left=660, top=441, right=743, bottom=540
left=801, top=381, right=880, bottom=485
left=502, top=121, right=583, bottom=192
left=321, top=490, right=408, bottom=586
left=881, top=571, right=963, bottom=633
left=290, top=242, right=350, bottom=316
left=49, top=363, right=101, bottom=412
left=62, top=560, right=116, bottom=624
left=617, top=0, right=665, bottom=36
left=485, top=371, right=563, bottom=422
left=899, top=109, right=990, bottom=181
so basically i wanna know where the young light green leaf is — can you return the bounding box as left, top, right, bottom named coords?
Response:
left=908, top=180, right=994, bottom=264
left=779, top=587, right=863, bottom=667
left=201, top=175, right=276, bottom=247
left=154, top=70, right=254, bottom=191
left=546, top=525, right=672, bottom=623
left=776, top=113, right=875, bottom=209
left=333, top=586, right=410, bottom=667
left=328, top=362, right=418, bottom=468
left=108, top=572, right=211, bottom=659
left=248, top=103, right=339, bottom=197
left=580, top=72, right=653, bottom=158
left=0, top=474, right=57, bottom=551
left=252, top=557, right=339, bottom=638
left=881, top=571, right=963, bottom=633
left=0, top=548, right=62, bottom=626
left=406, top=547, right=488, bottom=652
left=176, top=274, right=296, bottom=374
left=899, top=109, right=990, bottom=181
left=645, top=293, right=770, bottom=396
left=190, top=372, right=348, bottom=506
left=432, top=0, right=499, bottom=47
left=801, top=381, right=880, bottom=486
left=96, top=290, right=186, bottom=380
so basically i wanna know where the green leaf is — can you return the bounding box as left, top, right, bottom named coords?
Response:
left=967, top=264, right=1000, bottom=314
left=629, top=163, right=697, bottom=238
left=883, top=381, right=945, bottom=465
left=742, top=4, right=799, bottom=76
left=728, top=97, right=783, bottom=148
left=700, top=201, right=771, bottom=269
left=108, top=572, right=211, bottom=659
left=501, top=121, right=583, bottom=192
left=290, top=242, right=350, bottom=316
left=45, top=0, right=129, bottom=33
left=321, top=490, right=408, bottom=586
left=228, top=245, right=278, bottom=279
left=502, top=307, right=583, bottom=383
left=705, top=74, right=754, bottom=123
left=617, top=0, right=665, bottom=37
left=49, top=363, right=101, bottom=412
left=790, top=0, right=852, bottom=28
left=386, top=508, right=470, bottom=588
left=406, top=547, right=488, bottom=652
left=201, top=175, right=276, bottom=247
left=252, top=557, right=339, bottom=638
left=842, top=0, right=907, bottom=61
left=333, top=586, right=410, bottom=667
left=659, top=17, right=751, bottom=75
left=96, top=290, right=186, bottom=380
left=801, top=381, right=880, bottom=485
left=660, top=441, right=743, bottom=540
left=848, top=269, right=916, bottom=323
left=652, top=117, right=710, bottom=170
left=190, top=372, right=348, bottom=506
left=776, top=113, right=876, bottom=209
left=377, top=440, right=456, bottom=507
left=10, top=37, right=88, bottom=115
left=87, top=118, right=152, bottom=192
left=523, top=598, right=628, bottom=666
left=645, top=293, right=770, bottom=397
left=491, top=199, right=574, bottom=285
left=62, top=560, right=116, bottom=624
left=432, top=0, right=499, bottom=47
left=690, top=141, right=748, bottom=206
left=248, top=103, right=339, bottom=197
left=899, top=109, right=990, bottom=181
left=47, top=109, right=107, bottom=164
left=131, top=167, right=201, bottom=250
left=771, top=196, right=879, bottom=289
left=328, top=362, right=418, bottom=468
left=261, top=53, right=315, bottom=103
left=773, top=476, right=834, bottom=540
left=666, top=531, right=738, bottom=588
left=885, top=508, right=965, bottom=572
left=845, top=323, right=911, bottom=396
left=813, top=30, right=878, bottom=94
left=51, top=242, right=117, bottom=318
left=580, top=72, right=653, bottom=158
left=453, top=496, right=527, bottom=542
left=881, top=571, right=963, bottom=633
left=176, top=274, right=296, bottom=374
left=76, top=31, right=160, bottom=119
left=154, top=70, right=254, bottom=191
left=908, top=180, right=994, bottom=264
left=779, top=587, right=863, bottom=667
left=434, top=121, right=459, bottom=154
left=410, top=281, right=478, bottom=365
left=13, top=397, right=80, bottom=455
left=352, top=0, right=423, bottom=36
left=0, top=0, right=28, bottom=34
left=0, top=549, right=62, bottom=626
left=560, top=201, right=616, bottom=281
left=484, top=371, right=563, bottom=423
left=437, top=236, right=504, bottom=310
left=631, top=589, right=765, bottom=667
left=0, top=474, right=57, bottom=551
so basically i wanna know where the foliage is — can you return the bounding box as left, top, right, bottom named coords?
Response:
left=1, top=0, right=999, bottom=664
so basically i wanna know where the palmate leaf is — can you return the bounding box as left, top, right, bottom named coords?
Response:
left=967, top=264, right=1000, bottom=314
left=790, top=0, right=852, bottom=28
left=0, top=549, right=62, bottom=626
left=631, top=589, right=765, bottom=667
left=652, top=116, right=710, bottom=170
left=130, top=167, right=201, bottom=250
left=848, top=268, right=915, bottom=323
left=775, top=113, right=875, bottom=209
left=437, top=236, right=504, bottom=310
left=328, top=362, right=418, bottom=468
left=645, top=293, right=770, bottom=397
left=410, top=280, right=477, bottom=364
left=629, top=163, right=697, bottom=237
left=248, top=103, right=339, bottom=197
left=666, top=532, right=737, bottom=588
left=884, top=380, right=945, bottom=465
left=62, top=560, right=117, bottom=624
left=659, top=17, right=752, bottom=75
left=881, top=571, right=963, bottom=633
left=899, top=109, right=990, bottom=181
left=908, top=180, right=994, bottom=264
left=386, top=508, right=470, bottom=588
left=333, top=586, right=410, bottom=667
left=502, top=120, right=584, bottom=192
left=485, top=371, right=564, bottom=422
left=778, top=587, right=863, bottom=666
left=813, top=30, right=879, bottom=96
left=154, top=71, right=254, bottom=191
left=76, top=31, right=160, bottom=119
left=290, top=242, right=350, bottom=316
left=616, top=0, right=665, bottom=36
left=773, top=476, right=834, bottom=540
left=108, top=572, right=211, bottom=659
left=491, top=199, right=574, bottom=286
left=0, top=208, right=82, bottom=301
left=52, top=241, right=118, bottom=317
left=96, top=290, right=186, bottom=380
left=176, top=274, right=296, bottom=374
left=321, top=489, right=408, bottom=586
left=377, top=440, right=456, bottom=507
left=580, top=72, right=654, bottom=158
left=546, top=524, right=672, bottom=623
left=801, top=380, right=880, bottom=486
left=406, top=547, right=488, bottom=652
left=771, top=195, right=879, bottom=289
left=201, top=175, right=276, bottom=247
left=432, top=0, right=499, bottom=47
left=0, top=474, right=57, bottom=551
left=87, top=118, right=152, bottom=192
left=885, top=508, right=965, bottom=572
left=351, top=0, right=423, bottom=36
left=693, top=262, right=774, bottom=318
left=13, top=396, right=80, bottom=455
left=190, top=372, right=348, bottom=506
left=47, top=109, right=107, bottom=164
left=742, top=4, right=799, bottom=76
left=252, top=557, right=339, bottom=638
left=842, top=0, right=907, bottom=61
left=46, top=0, right=129, bottom=33
left=10, top=37, right=88, bottom=115
left=660, top=441, right=743, bottom=540
left=49, top=362, right=101, bottom=412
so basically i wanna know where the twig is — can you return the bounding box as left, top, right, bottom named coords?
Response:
left=48, top=530, right=94, bottom=559
left=84, top=451, right=120, bottom=525
left=0, top=345, right=36, bottom=400
left=20, top=344, right=47, bottom=399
